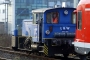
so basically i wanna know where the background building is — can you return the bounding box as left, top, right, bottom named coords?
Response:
left=0, top=4, right=5, bottom=22
left=0, top=0, right=80, bottom=35
left=0, top=0, right=10, bottom=34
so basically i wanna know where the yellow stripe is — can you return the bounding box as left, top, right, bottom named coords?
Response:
left=44, top=44, right=48, bottom=56
left=44, top=45, right=48, bottom=54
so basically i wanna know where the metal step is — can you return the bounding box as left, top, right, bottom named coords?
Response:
left=39, top=51, right=44, bottom=52
left=18, top=48, right=32, bottom=51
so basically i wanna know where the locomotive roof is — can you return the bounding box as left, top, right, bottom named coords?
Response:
left=32, top=8, right=52, bottom=13
left=44, top=7, right=76, bottom=12
left=78, top=0, right=90, bottom=6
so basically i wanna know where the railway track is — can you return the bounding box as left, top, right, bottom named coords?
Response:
left=0, top=46, right=56, bottom=60
left=0, top=46, right=89, bottom=60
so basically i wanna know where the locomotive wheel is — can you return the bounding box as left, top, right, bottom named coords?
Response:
left=23, top=43, right=31, bottom=49
left=23, top=37, right=32, bottom=49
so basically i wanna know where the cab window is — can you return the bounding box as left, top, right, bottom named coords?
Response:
left=46, top=12, right=52, bottom=23
left=36, top=13, right=43, bottom=21
left=46, top=12, right=59, bottom=24
left=77, top=11, right=82, bottom=29
left=72, top=13, right=76, bottom=24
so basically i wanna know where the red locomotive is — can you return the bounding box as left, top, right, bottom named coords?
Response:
left=73, top=0, right=90, bottom=60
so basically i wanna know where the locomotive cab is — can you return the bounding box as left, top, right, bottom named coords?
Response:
left=42, top=7, right=76, bottom=57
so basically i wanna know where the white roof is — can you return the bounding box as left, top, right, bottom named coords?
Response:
left=32, top=8, right=52, bottom=13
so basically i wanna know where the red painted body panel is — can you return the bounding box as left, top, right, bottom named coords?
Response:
left=75, top=0, right=90, bottom=43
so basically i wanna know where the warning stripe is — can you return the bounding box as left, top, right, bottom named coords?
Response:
left=44, top=44, right=48, bottom=56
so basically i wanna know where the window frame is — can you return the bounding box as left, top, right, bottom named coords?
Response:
left=71, top=12, right=76, bottom=24
left=46, top=11, right=59, bottom=24
left=77, top=11, right=82, bottom=30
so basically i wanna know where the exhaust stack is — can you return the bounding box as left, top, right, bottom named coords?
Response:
left=62, top=2, right=66, bottom=8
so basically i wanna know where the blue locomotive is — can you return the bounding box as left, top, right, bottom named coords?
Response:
left=42, top=8, right=76, bottom=57
left=12, top=7, right=76, bottom=57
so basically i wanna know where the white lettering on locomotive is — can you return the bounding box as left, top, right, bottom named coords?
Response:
left=60, top=27, right=70, bottom=30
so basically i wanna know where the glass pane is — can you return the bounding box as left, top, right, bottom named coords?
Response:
left=78, top=11, right=82, bottom=21
left=36, top=13, right=43, bottom=22
left=36, top=14, right=39, bottom=21
left=72, top=13, right=76, bottom=24
left=39, top=13, right=43, bottom=19
left=46, top=12, right=52, bottom=23
left=79, top=21, right=82, bottom=29
left=47, top=12, right=59, bottom=24
left=78, top=11, right=82, bottom=29
left=52, top=12, right=59, bottom=23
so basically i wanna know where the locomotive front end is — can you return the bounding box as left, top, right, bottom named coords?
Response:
left=43, top=8, right=76, bottom=39
left=43, top=8, right=76, bottom=57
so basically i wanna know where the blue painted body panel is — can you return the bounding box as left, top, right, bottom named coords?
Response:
left=43, top=8, right=76, bottom=38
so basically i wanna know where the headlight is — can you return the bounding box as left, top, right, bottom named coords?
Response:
left=45, top=30, right=50, bottom=35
